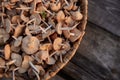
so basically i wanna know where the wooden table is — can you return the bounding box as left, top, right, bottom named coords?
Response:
left=51, top=0, right=120, bottom=80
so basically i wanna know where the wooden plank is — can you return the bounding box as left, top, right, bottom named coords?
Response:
left=72, top=22, right=120, bottom=80
left=88, top=0, right=120, bottom=36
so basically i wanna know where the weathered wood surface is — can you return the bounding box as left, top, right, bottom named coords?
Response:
left=88, top=0, right=120, bottom=36
left=51, top=22, right=120, bottom=80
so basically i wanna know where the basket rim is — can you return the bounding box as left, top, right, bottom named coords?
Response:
left=44, top=0, right=88, bottom=80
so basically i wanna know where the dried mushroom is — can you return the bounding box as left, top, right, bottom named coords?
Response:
left=18, top=55, right=33, bottom=73
left=0, top=29, right=9, bottom=45
left=22, top=36, right=39, bottom=54
left=11, top=53, right=22, bottom=66
left=0, top=0, right=84, bottom=79
left=4, top=44, right=11, bottom=60
left=53, top=37, right=63, bottom=50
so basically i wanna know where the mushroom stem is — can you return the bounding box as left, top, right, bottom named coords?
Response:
left=29, top=61, right=39, bottom=74
left=33, top=69, right=40, bottom=80
left=16, top=7, right=32, bottom=10
left=42, top=6, right=53, bottom=15
left=60, top=54, right=63, bottom=62
left=49, top=51, right=58, bottom=57
left=0, top=50, right=4, bottom=52
left=60, top=23, right=79, bottom=30
left=13, top=67, right=19, bottom=80
left=6, top=60, right=16, bottom=66
left=64, top=0, right=69, bottom=6
left=0, top=65, right=6, bottom=69
left=56, top=0, right=60, bottom=4
left=26, top=18, right=35, bottom=25
left=39, top=26, right=46, bottom=33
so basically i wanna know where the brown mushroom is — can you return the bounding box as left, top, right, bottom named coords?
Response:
left=0, top=58, right=5, bottom=67
left=4, top=44, right=11, bottom=60
left=63, top=1, right=73, bottom=11
left=0, top=28, right=10, bottom=45
left=50, top=2, right=61, bottom=12
left=56, top=22, right=63, bottom=35
left=70, top=11, right=83, bottom=21
left=65, top=16, right=74, bottom=26
left=20, top=11, right=29, bottom=22
left=35, top=51, right=49, bottom=61
left=11, top=53, right=22, bottom=66
left=34, top=65, right=45, bottom=75
left=22, top=36, right=40, bottom=54
left=40, top=43, right=52, bottom=51
left=30, top=13, right=41, bottom=25
left=18, top=55, right=34, bottom=73
left=14, top=36, right=23, bottom=47
left=5, top=18, right=12, bottom=33
left=53, top=37, right=63, bottom=50
left=10, top=0, right=19, bottom=3
left=46, top=57, right=56, bottom=65
left=69, top=28, right=81, bottom=42
left=56, top=10, right=65, bottom=22
left=12, top=21, right=25, bottom=39
left=61, top=41, right=71, bottom=51
left=11, top=15, right=21, bottom=24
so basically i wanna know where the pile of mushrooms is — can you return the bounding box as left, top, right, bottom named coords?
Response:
left=0, top=0, right=83, bottom=80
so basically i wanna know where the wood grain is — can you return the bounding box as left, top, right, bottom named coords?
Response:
left=88, top=0, right=120, bottom=36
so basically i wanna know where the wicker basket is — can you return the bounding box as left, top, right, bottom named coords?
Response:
left=44, top=0, right=88, bottom=80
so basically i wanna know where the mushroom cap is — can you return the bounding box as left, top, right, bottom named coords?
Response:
left=69, top=28, right=81, bottom=42
left=40, top=43, right=52, bottom=51
left=30, top=13, right=41, bottom=25
left=0, top=29, right=10, bottom=45
left=56, top=22, right=62, bottom=35
left=71, top=11, right=83, bottom=21
left=62, top=41, right=71, bottom=51
left=56, top=10, right=65, bottom=22
left=11, top=53, right=22, bottom=66
left=5, top=18, right=12, bottom=33
left=53, top=37, right=62, bottom=50
left=0, top=58, right=5, bottom=66
left=50, top=2, right=61, bottom=12
left=46, top=57, right=56, bottom=65
left=11, top=15, right=21, bottom=24
left=35, top=51, right=49, bottom=61
left=35, top=65, right=45, bottom=75
left=14, top=36, right=23, bottom=47
left=22, top=36, right=39, bottom=54
left=18, top=55, right=34, bottom=73
left=4, top=44, right=11, bottom=60
left=65, top=16, right=74, bottom=26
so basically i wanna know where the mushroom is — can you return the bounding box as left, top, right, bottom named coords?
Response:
left=0, top=58, right=5, bottom=67
left=11, top=53, right=22, bottom=66
left=5, top=18, right=12, bottom=33
left=56, top=22, right=62, bottom=35
left=42, top=29, right=55, bottom=39
left=70, top=11, right=83, bottom=21
left=50, top=2, right=61, bottom=12
left=20, top=10, right=29, bottom=22
left=14, top=36, right=23, bottom=47
left=12, top=21, right=25, bottom=39
left=4, top=44, right=11, bottom=60
left=22, top=0, right=33, bottom=3
left=46, top=57, right=56, bottom=65
left=40, top=43, right=52, bottom=51
left=18, top=55, right=34, bottom=73
left=0, top=28, right=10, bottom=45
left=22, top=36, right=40, bottom=54
left=35, top=51, right=49, bottom=61
left=61, top=41, right=71, bottom=51
left=30, top=13, right=41, bottom=25
left=69, top=28, right=81, bottom=42
left=53, top=37, right=63, bottom=50
left=11, top=15, right=21, bottom=24
left=34, top=65, right=45, bottom=75
left=65, top=16, right=74, bottom=26
left=63, top=0, right=74, bottom=11
left=11, top=44, right=21, bottom=53
left=56, top=10, right=65, bottom=22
